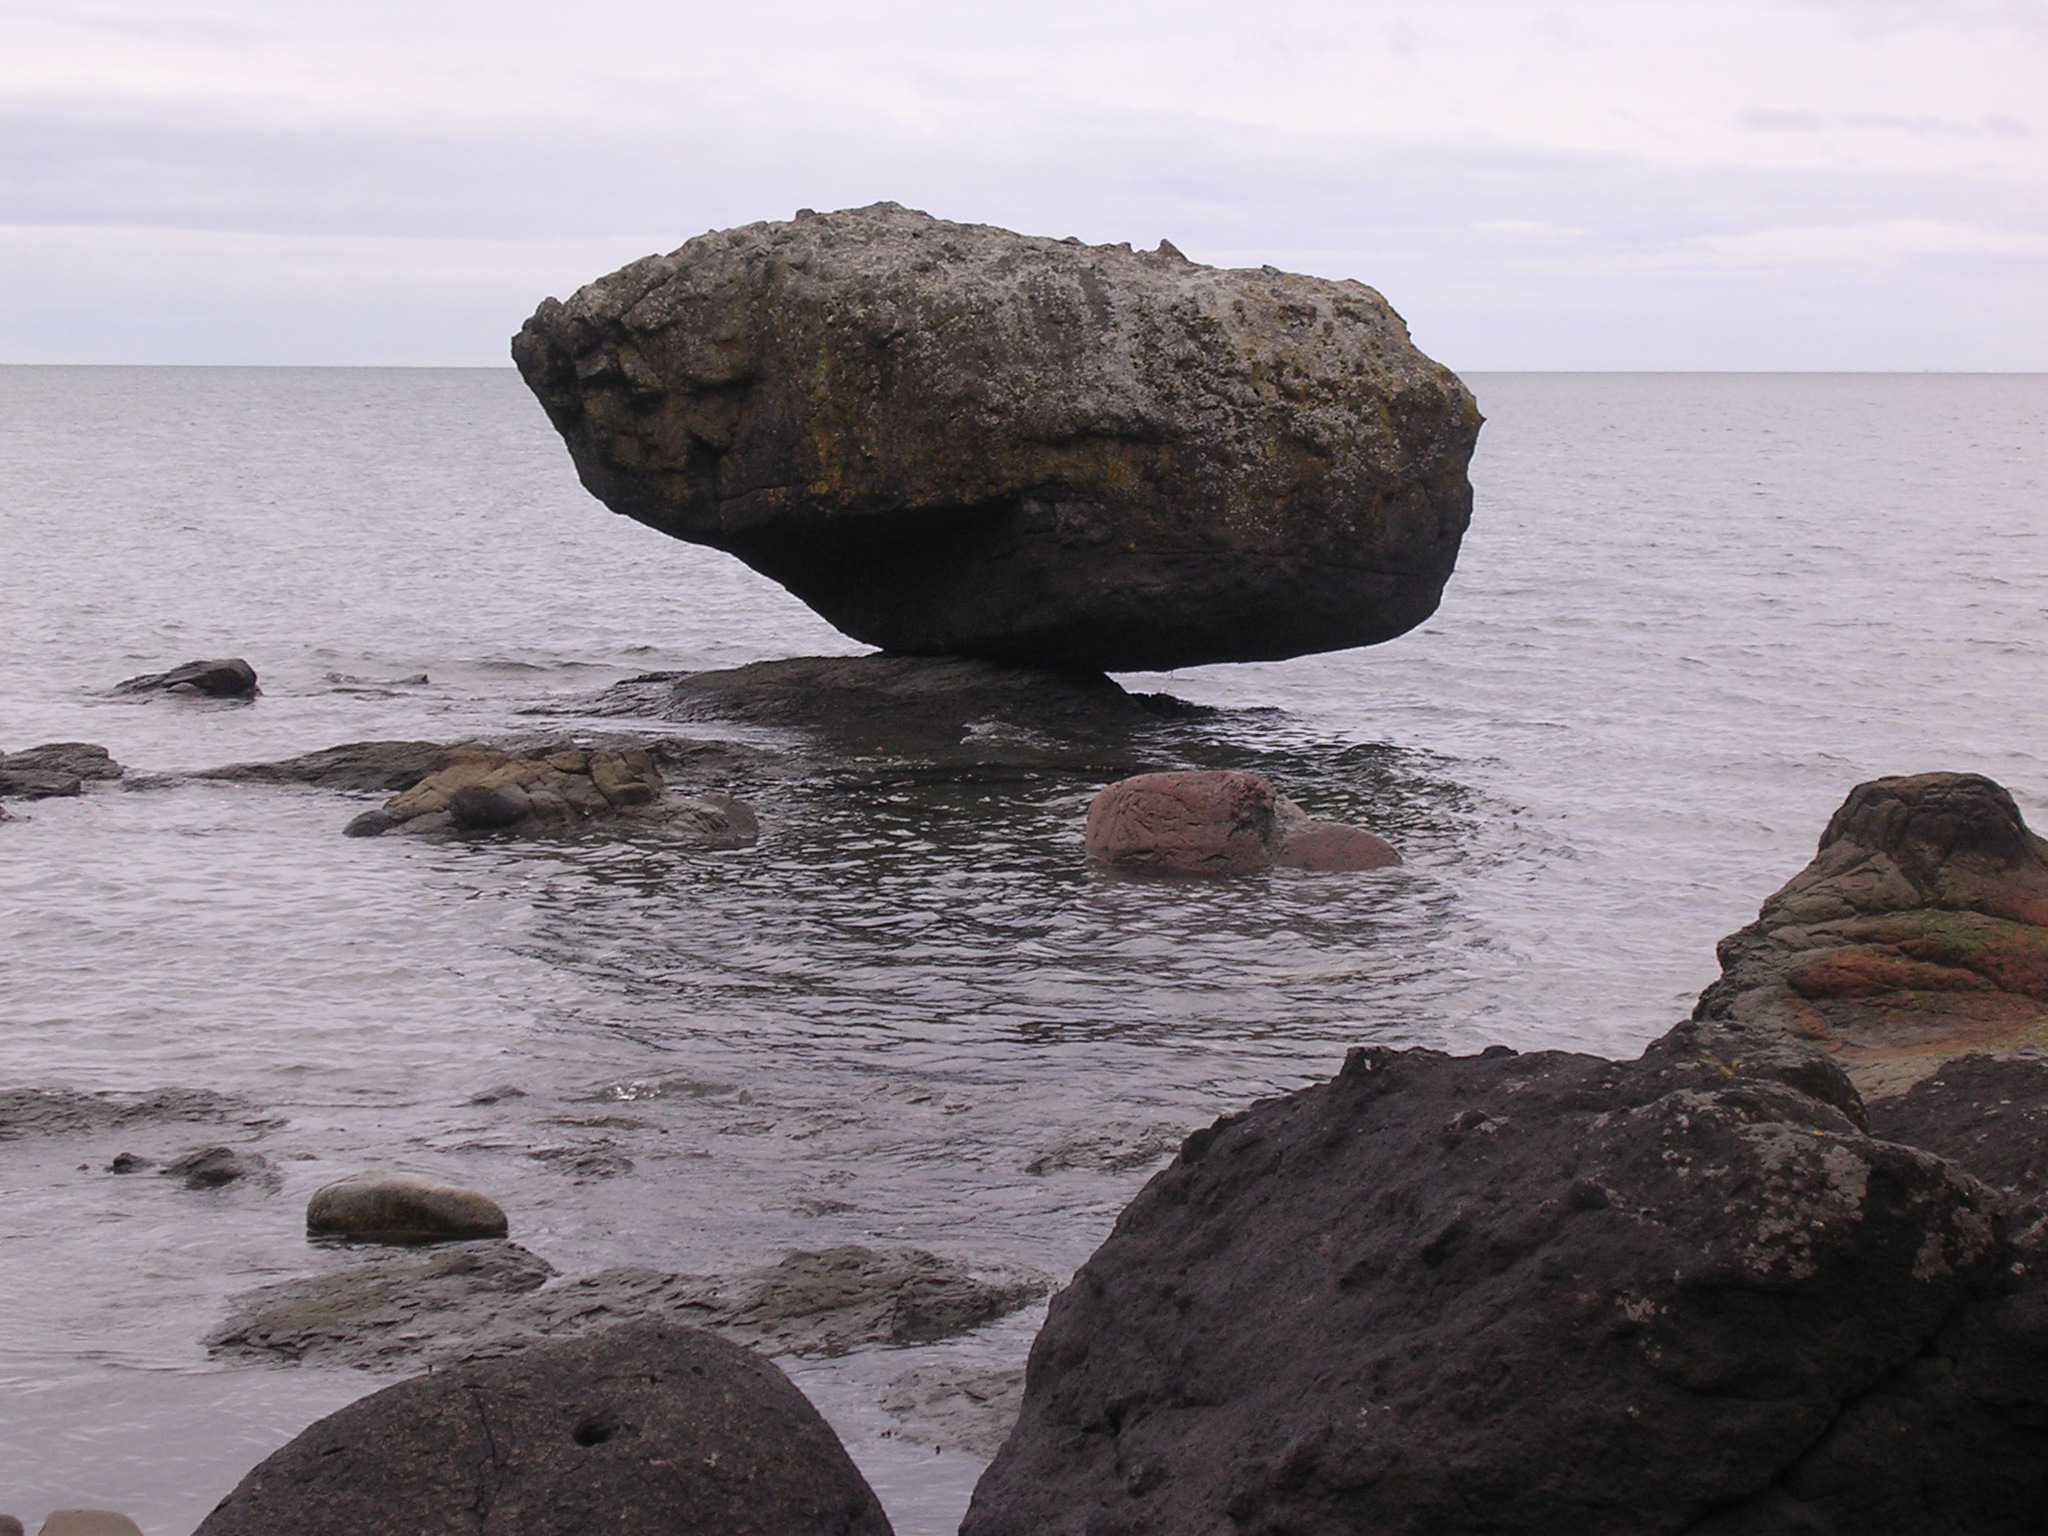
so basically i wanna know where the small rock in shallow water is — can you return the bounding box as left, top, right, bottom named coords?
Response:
left=306, top=1170, right=508, bottom=1243
left=37, top=1515, right=143, bottom=1536
left=113, top=657, right=259, bottom=699
left=163, top=1145, right=277, bottom=1190
left=106, top=1152, right=154, bottom=1173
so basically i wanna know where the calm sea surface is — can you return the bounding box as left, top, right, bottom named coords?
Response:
left=1, top=368, right=2043, bottom=1533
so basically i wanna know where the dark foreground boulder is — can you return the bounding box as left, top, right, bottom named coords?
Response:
left=962, top=1025, right=2048, bottom=1536
left=514, top=203, right=1480, bottom=671
left=1083, top=769, right=1400, bottom=875
left=113, top=657, right=258, bottom=698
left=1697, top=772, right=2048, bottom=1098
left=194, top=1321, right=894, bottom=1536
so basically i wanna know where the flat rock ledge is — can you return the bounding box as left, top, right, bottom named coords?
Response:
left=515, top=203, right=1480, bottom=671
left=0, top=742, right=123, bottom=800
left=1696, top=771, right=2048, bottom=1098
left=195, top=1322, right=894, bottom=1536
left=340, top=743, right=758, bottom=844
left=211, top=1242, right=1052, bottom=1371
left=1084, top=769, right=1400, bottom=875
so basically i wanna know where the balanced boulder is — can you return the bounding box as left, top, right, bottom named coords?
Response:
left=194, top=1321, right=894, bottom=1536
left=114, top=657, right=259, bottom=698
left=1696, top=771, right=2048, bottom=1098
left=514, top=203, right=1480, bottom=671
left=307, top=1171, right=507, bottom=1244
left=1083, top=769, right=1400, bottom=875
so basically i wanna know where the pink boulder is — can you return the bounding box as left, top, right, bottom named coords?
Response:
left=1083, top=771, right=1402, bottom=876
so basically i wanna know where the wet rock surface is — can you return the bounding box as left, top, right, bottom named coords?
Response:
left=1696, top=772, right=2048, bottom=1098
left=112, top=657, right=258, bottom=699
left=1083, top=769, right=1401, bottom=875
left=963, top=1026, right=2048, bottom=1536
left=306, top=1170, right=509, bottom=1244
left=194, top=1321, right=895, bottom=1536
left=193, top=739, right=453, bottom=793
left=212, top=1243, right=1051, bottom=1371
left=337, top=743, right=758, bottom=844
left=879, top=1361, right=1027, bottom=1459
left=0, top=742, right=122, bottom=800
left=515, top=203, right=1480, bottom=671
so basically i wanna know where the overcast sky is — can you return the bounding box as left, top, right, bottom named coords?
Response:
left=3, top=0, right=2044, bottom=368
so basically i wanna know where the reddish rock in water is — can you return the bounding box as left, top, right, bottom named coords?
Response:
left=1084, top=770, right=1400, bottom=875
left=1696, top=772, right=2048, bottom=1098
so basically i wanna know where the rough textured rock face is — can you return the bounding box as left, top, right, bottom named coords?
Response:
left=514, top=204, right=1481, bottom=671
left=194, top=1321, right=894, bottom=1536
left=1697, top=772, right=2048, bottom=1098
left=960, top=1029, right=2048, bottom=1536
left=1083, top=769, right=1401, bottom=875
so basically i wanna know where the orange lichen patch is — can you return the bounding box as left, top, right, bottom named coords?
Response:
left=1787, top=947, right=1993, bottom=1000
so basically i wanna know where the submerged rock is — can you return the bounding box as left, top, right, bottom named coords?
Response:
left=514, top=203, right=1480, bottom=671
left=1083, top=769, right=1400, bottom=875
left=194, top=1321, right=895, bottom=1536
left=213, top=1243, right=1051, bottom=1371
left=1696, top=771, right=2048, bottom=1097
left=0, top=1086, right=257, bottom=1142
left=306, top=1170, right=509, bottom=1244
left=113, top=657, right=258, bottom=699
left=880, top=1361, right=1029, bottom=1458
left=36, top=1516, right=142, bottom=1536
left=964, top=1025, right=2048, bottom=1536
left=162, top=1145, right=278, bottom=1191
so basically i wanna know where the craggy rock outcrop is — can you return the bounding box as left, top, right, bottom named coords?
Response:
left=339, top=744, right=757, bottom=845
left=1083, top=769, right=1400, bottom=875
left=113, top=657, right=258, bottom=698
left=0, top=742, right=123, bottom=800
left=514, top=203, right=1481, bottom=671
left=963, top=1027, right=2048, bottom=1536
left=1696, top=772, right=2048, bottom=1098
left=307, top=1171, right=509, bottom=1244
left=212, top=1242, right=1052, bottom=1371
left=194, top=1321, right=894, bottom=1536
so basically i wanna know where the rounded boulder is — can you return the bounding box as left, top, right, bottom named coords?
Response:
left=307, top=1171, right=508, bottom=1244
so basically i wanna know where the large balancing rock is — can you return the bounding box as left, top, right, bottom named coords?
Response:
left=960, top=1036, right=2048, bottom=1536
left=195, top=1321, right=893, bottom=1535
left=513, top=204, right=1481, bottom=671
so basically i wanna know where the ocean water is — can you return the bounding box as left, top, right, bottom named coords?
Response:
left=0, top=367, right=2042, bottom=1533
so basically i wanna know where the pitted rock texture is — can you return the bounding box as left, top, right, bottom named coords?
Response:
left=962, top=1032, right=2048, bottom=1536
left=514, top=203, right=1481, bottom=671
left=1083, top=769, right=1400, bottom=875
left=1696, top=772, right=2048, bottom=1098
left=194, top=1321, right=895, bottom=1536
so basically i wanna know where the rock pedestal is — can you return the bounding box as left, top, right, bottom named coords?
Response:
left=515, top=203, right=1480, bottom=671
